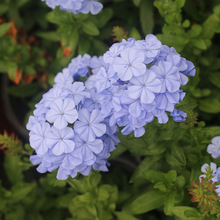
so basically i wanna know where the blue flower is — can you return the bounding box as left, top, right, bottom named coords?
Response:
left=46, top=98, right=78, bottom=129
left=47, top=127, right=75, bottom=155
left=66, top=82, right=90, bottom=105
left=170, top=108, right=187, bottom=122
left=135, top=34, right=162, bottom=64
left=150, top=61, right=180, bottom=93
left=207, top=136, right=220, bottom=159
left=79, top=0, right=103, bottom=15
left=127, top=70, right=162, bottom=104
left=29, top=122, right=52, bottom=156
left=112, top=48, right=146, bottom=81
left=74, top=109, right=106, bottom=141
left=42, top=0, right=103, bottom=15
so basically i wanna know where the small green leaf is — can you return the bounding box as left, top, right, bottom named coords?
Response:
left=172, top=206, right=200, bottom=220
left=164, top=191, right=176, bottom=215
left=115, top=211, right=138, bottom=220
left=97, top=188, right=109, bottom=201
left=4, top=152, right=23, bottom=185
left=199, top=98, right=220, bottom=114
left=123, top=190, right=164, bottom=214
left=166, top=145, right=186, bottom=167
left=140, top=0, right=154, bottom=35
left=78, top=192, right=94, bottom=203
left=175, top=175, right=185, bottom=188
left=0, top=61, right=6, bottom=72
left=37, top=31, right=60, bottom=41
left=0, top=4, right=8, bottom=14
left=209, top=72, right=220, bottom=88
left=6, top=61, right=17, bottom=80
left=182, top=20, right=190, bottom=28
left=130, top=27, right=142, bottom=40
left=130, top=155, right=162, bottom=183
left=82, top=22, right=99, bottom=36
left=143, top=170, right=164, bottom=183
left=0, top=22, right=11, bottom=37
left=78, top=38, right=91, bottom=55
left=154, top=181, right=167, bottom=192
left=188, top=24, right=202, bottom=38
left=165, top=170, right=177, bottom=183
left=175, top=0, right=185, bottom=8
left=191, top=39, right=207, bottom=50
left=133, top=0, right=141, bottom=7
left=11, top=183, right=35, bottom=202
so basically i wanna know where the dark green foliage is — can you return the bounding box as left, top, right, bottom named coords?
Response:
left=0, top=0, right=220, bottom=219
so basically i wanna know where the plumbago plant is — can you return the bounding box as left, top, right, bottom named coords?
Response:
left=0, top=0, right=220, bottom=220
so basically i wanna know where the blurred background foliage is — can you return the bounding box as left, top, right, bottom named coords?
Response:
left=0, top=0, right=220, bottom=219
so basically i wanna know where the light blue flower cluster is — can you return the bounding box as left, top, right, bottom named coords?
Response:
left=200, top=162, right=220, bottom=197
left=28, top=34, right=196, bottom=179
left=86, top=34, right=195, bottom=137
left=27, top=65, right=119, bottom=180
left=42, top=0, right=103, bottom=15
left=207, top=136, right=220, bottom=158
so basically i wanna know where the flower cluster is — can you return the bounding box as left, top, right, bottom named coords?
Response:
left=28, top=34, right=196, bottom=179
left=27, top=65, right=119, bottom=180
left=42, top=0, right=103, bottom=15
left=86, top=34, right=195, bottom=137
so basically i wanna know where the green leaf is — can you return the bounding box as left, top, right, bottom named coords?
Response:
left=115, top=211, right=138, bottom=220
left=109, top=144, right=126, bottom=160
left=0, top=61, right=6, bottom=72
left=143, top=170, right=164, bottom=183
left=172, top=206, right=200, bottom=220
left=203, top=126, right=220, bottom=137
left=164, top=191, right=176, bottom=215
left=7, top=83, right=40, bottom=97
left=6, top=61, right=17, bottom=80
left=11, top=183, right=35, bottom=202
left=97, top=188, right=109, bottom=201
left=140, top=0, right=154, bottom=35
left=24, top=65, right=36, bottom=75
left=175, top=0, right=185, bottom=9
left=166, top=145, right=186, bottom=167
left=0, top=4, right=8, bottom=14
left=95, top=8, right=113, bottom=28
left=191, top=39, right=207, bottom=50
left=154, top=181, right=167, bottom=192
left=191, top=88, right=211, bottom=98
left=175, top=175, right=185, bottom=188
left=4, top=152, right=23, bottom=185
left=188, top=24, right=202, bottom=38
left=202, top=14, right=219, bottom=39
left=0, top=22, right=11, bottom=37
left=37, top=31, right=60, bottom=41
left=182, top=19, right=190, bottom=28
left=78, top=192, right=94, bottom=203
left=82, top=22, right=99, bottom=36
left=46, top=9, right=71, bottom=25
left=209, top=72, right=220, bottom=88
left=89, top=172, right=101, bottom=186
left=199, top=98, right=220, bottom=114
left=130, top=27, right=142, bottom=40
left=78, top=38, right=91, bottom=55
left=165, top=170, right=177, bottom=183
left=184, top=209, right=201, bottom=218
left=130, top=155, right=162, bottom=183
left=123, top=190, right=164, bottom=214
